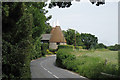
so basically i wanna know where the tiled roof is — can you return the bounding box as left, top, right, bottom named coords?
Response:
left=41, top=34, right=52, bottom=40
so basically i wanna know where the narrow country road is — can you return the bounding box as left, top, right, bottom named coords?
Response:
left=30, top=55, right=88, bottom=80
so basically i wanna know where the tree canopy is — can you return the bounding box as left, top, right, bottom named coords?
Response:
left=63, top=29, right=98, bottom=49
left=81, top=33, right=98, bottom=49
left=2, top=2, right=52, bottom=79
left=48, top=0, right=105, bottom=8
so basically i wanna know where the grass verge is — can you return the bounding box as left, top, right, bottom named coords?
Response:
left=56, top=48, right=119, bottom=80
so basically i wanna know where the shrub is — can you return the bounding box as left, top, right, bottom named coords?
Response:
left=58, top=45, right=83, bottom=50
left=58, top=45, right=73, bottom=49
left=30, top=39, right=42, bottom=60
left=2, top=40, right=31, bottom=79
left=56, top=49, right=76, bottom=68
left=41, top=43, right=49, bottom=56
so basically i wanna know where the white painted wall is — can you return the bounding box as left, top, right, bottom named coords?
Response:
left=49, top=43, right=58, bottom=49
left=60, top=43, right=67, bottom=45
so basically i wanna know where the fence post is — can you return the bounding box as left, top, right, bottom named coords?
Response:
left=104, top=58, right=107, bottom=65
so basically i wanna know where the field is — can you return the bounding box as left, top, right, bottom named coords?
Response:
left=71, top=49, right=118, bottom=65
left=56, top=48, right=119, bottom=79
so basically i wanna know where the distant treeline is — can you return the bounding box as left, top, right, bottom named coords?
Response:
left=62, top=29, right=120, bottom=51
left=107, top=44, right=120, bottom=51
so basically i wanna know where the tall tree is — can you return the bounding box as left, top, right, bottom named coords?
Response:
left=24, top=2, right=52, bottom=60
left=2, top=2, right=33, bottom=79
left=63, top=29, right=75, bottom=45
left=81, top=33, right=98, bottom=49
left=24, top=2, right=51, bottom=40
left=2, top=2, right=51, bottom=79
left=63, top=29, right=98, bottom=49
left=76, top=32, right=84, bottom=46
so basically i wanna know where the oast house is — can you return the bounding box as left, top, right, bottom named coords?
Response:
left=41, top=26, right=66, bottom=49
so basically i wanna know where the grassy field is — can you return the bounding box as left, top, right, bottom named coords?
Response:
left=56, top=48, right=119, bottom=79
left=71, top=49, right=118, bottom=65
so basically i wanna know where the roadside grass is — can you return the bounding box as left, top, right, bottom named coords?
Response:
left=56, top=48, right=119, bottom=79
left=71, top=49, right=118, bottom=65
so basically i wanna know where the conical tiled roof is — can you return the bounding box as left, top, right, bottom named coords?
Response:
left=49, top=26, right=66, bottom=43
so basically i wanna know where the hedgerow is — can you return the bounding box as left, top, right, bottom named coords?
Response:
left=56, top=48, right=76, bottom=68
left=58, top=45, right=83, bottom=50
left=41, top=43, right=49, bottom=56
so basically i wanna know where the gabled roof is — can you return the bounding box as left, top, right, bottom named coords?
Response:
left=41, top=34, right=51, bottom=41
left=49, top=26, right=66, bottom=43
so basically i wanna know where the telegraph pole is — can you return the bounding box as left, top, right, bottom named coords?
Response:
left=75, top=30, right=76, bottom=49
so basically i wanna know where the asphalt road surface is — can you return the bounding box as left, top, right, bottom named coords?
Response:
left=30, top=55, right=88, bottom=80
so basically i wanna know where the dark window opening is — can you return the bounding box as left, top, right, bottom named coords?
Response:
left=57, top=42, right=60, bottom=45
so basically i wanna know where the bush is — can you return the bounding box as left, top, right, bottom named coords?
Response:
left=41, top=43, right=49, bottom=56
left=56, top=49, right=76, bottom=68
left=58, top=45, right=73, bottom=49
left=58, top=45, right=83, bottom=50
left=30, top=39, right=42, bottom=60
left=2, top=40, right=31, bottom=79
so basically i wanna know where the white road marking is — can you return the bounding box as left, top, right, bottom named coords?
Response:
left=65, top=70, right=75, bottom=74
left=40, top=56, right=87, bottom=79
left=40, top=62, right=59, bottom=79
left=60, top=67, right=87, bottom=78
left=53, top=74, right=59, bottom=79
left=65, top=69, right=87, bottom=78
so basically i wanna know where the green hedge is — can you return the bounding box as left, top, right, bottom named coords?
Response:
left=56, top=49, right=76, bottom=68
left=2, top=40, right=31, bottom=79
left=58, top=45, right=83, bottom=50
left=58, top=45, right=73, bottom=49
left=30, top=39, right=42, bottom=60
left=41, top=43, right=49, bottom=56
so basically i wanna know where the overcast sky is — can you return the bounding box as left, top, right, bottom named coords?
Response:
left=45, top=0, right=119, bottom=46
